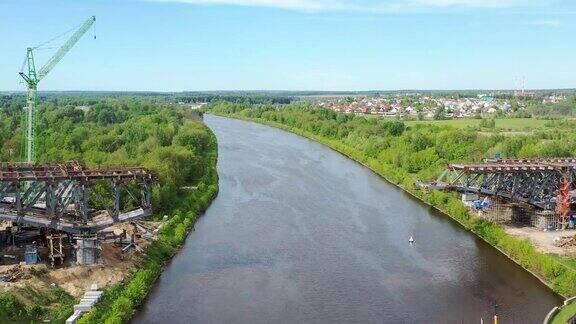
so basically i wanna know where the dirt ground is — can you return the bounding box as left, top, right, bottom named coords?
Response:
left=0, top=221, right=158, bottom=299
left=41, top=244, right=141, bottom=297
left=505, top=225, right=576, bottom=256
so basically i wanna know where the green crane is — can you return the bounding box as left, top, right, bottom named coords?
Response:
left=19, top=16, right=96, bottom=163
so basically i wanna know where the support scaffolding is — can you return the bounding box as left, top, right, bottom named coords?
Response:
left=465, top=194, right=563, bottom=229
left=476, top=201, right=515, bottom=224
left=47, top=233, right=66, bottom=266
left=532, top=210, right=562, bottom=230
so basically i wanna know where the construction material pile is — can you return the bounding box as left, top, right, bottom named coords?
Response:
left=0, top=264, right=23, bottom=282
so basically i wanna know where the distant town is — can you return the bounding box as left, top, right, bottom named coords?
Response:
left=309, top=91, right=569, bottom=119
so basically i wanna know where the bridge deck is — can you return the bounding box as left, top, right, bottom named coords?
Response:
left=0, top=161, right=156, bottom=234
left=420, top=157, right=576, bottom=212
left=450, top=158, right=576, bottom=173
left=0, top=161, right=155, bottom=181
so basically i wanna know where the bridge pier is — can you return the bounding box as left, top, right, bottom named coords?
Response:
left=75, top=235, right=100, bottom=266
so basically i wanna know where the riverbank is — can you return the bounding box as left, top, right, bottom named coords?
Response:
left=206, top=109, right=576, bottom=299
left=547, top=296, right=576, bottom=323
left=0, top=103, right=219, bottom=323
left=134, top=114, right=559, bottom=323
left=74, top=130, right=219, bottom=323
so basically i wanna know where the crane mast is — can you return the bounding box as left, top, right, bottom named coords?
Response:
left=19, top=15, right=96, bottom=163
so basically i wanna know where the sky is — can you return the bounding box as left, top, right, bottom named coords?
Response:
left=0, top=0, right=575, bottom=91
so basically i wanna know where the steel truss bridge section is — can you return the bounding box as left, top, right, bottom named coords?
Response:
left=421, top=158, right=576, bottom=212
left=0, top=161, right=156, bottom=234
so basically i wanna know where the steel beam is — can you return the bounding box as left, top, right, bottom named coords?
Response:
left=422, top=158, right=576, bottom=211
left=0, top=161, right=156, bottom=234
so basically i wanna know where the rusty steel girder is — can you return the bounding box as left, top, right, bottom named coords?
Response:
left=0, top=161, right=156, bottom=234
left=424, top=158, right=576, bottom=211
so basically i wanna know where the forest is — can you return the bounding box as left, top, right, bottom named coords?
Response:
left=207, top=101, right=576, bottom=180
left=0, top=95, right=219, bottom=322
left=206, top=101, right=576, bottom=297
left=0, top=95, right=218, bottom=212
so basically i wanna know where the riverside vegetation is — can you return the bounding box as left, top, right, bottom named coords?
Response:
left=0, top=96, right=218, bottom=323
left=206, top=101, right=576, bottom=298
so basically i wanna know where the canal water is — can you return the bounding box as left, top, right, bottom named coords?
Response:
left=133, top=115, right=562, bottom=323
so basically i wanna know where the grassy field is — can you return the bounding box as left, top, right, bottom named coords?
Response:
left=405, top=118, right=551, bottom=131
left=551, top=301, right=576, bottom=324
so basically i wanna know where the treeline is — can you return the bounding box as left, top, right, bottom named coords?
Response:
left=7, top=92, right=295, bottom=106
left=6, top=91, right=576, bottom=118
left=0, top=96, right=220, bottom=322
left=527, top=96, right=576, bottom=118
left=206, top=102, right=576, bottom=296
left=174, top=93, right=294, bottom=104
left=208, top=101, right=576, bottom=179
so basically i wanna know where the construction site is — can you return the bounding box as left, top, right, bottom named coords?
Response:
left=0, top=15, right=162, bottom=318
left=419, top=157, right=576, bottom=255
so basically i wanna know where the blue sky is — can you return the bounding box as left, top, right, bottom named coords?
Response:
left=0, top=0, right=575, bottom=91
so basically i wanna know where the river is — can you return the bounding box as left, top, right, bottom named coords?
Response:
left=133, top=115, right=562, bottom=323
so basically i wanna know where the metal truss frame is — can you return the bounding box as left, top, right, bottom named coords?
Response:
left=0, top=161, right=156, bottom=234
left=425, top=158, right=576, bottom=211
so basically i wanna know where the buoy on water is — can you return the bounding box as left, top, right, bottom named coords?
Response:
left=409, top=236, right=414, bottom=244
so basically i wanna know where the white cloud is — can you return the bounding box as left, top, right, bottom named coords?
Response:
left=530, top=19, right=561, bottom=27
left=149, top=0, right=549, bottom=13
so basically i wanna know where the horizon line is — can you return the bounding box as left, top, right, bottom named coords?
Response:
left=2, top=88, right=576, bottom=94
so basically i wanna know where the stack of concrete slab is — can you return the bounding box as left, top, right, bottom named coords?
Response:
left=66, top=284, right=103, bottom=324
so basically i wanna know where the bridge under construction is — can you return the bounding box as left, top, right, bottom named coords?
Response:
left=0, top=161, right=156, bottom=266
left=0, top=161, right=155, bottom=234
left=419, top=157, right=576, bottom=228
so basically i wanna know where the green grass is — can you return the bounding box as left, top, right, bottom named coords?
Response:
left=550, top=259, right=576, bottom=324
left=0, top=285, right=75, bottom=323
left=551, top=301, right=576, bottom=324
left=405, top=118, right=550, bottom=131
left=552, top=256, right=576, bottom=272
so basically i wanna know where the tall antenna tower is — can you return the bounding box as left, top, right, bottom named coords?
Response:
left=521, top=76, right=526, bottom=95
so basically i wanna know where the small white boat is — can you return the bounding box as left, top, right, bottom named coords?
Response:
left=409, top=236, right=414, bottom=244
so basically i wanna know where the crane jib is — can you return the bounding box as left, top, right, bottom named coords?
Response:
left=37, top=16, right=96, bottom=81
